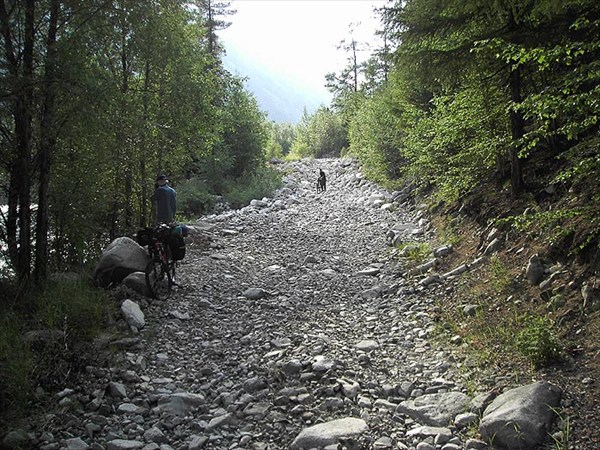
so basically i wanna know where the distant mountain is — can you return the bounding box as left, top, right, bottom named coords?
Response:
left=223, top=46, right=329, bottom=123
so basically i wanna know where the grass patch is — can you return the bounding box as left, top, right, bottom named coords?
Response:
left=396, top=242, right=432, bottom=267
left=435, top=216, right=462, bottom=247
left=0, top=313, right=33, bottom=418
left=439, top=256, right=563, bottom=375
left=0, top=278, right=112, bottom=426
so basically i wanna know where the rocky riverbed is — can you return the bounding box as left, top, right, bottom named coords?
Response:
left=6, top=158, right=566, bottom=450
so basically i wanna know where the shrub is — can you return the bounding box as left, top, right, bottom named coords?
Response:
left=176, top=177, right=215, bottom=217
left=515, top=315, right=562, bottom=368
left=224, top=165, right=282, bottom=209
left=0, top=279, right=112, bottom=425
left=0, top=313, right=33, bottom=419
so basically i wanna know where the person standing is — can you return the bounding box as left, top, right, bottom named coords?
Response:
left=150, top=174, right=176, bottom=224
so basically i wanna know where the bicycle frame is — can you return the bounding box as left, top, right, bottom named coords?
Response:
left=145, top=225, right=176, bottom=300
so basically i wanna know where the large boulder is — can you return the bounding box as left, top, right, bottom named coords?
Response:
left=290, top=417, right=368, bottom=449
left=396, top=391, right=471, bottom=427
left=93, top=237, right=149, bottom=287
left=479, top=381, right=561, bottom=449
left=122, top=272, right=150, bottom=297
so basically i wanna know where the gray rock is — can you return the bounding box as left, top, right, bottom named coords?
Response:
left=188, top=435, right=209, bottom=450
left=355, top=339, right=379, bottom=351
left=290, top=417, right=368, bottom=449
left=465, top=438, right=490, bottom=449
left=406, top=426, right=452, bottom=439
left=108, top=381, right=127, bottom=398
left=454, top=412, right=478, bottom=428
left=282, top=359, right=303, bottom=376
left=65, top=438, right=90, bottom=450
left=121, top=299, right=145, bottom=329
left=355, top=267, right=381, bottom=276
left=169, top=310, right=191, bottom=320
left=582, top=282, right=600, bottom=312
left=312, top=355, right=336, bottom=372
left=441, top=444, right=461, bottom=450
left=396, top=391, right=471, bottom=426
left=479, top=381, right=562, bottom=449
left=463, top=304, right=480, bottom=317
left=143, top=427, right=167, bottom=444
left=93, top=237, right=149, bottom=287
left=373, top=436, right=393, bottom=448
left=483, top=237, right=502, bottom=255
left=106, top=440, right=144, bottom=450
left=122, top=271, right=150, bottom=297
left=156, top=392, right=206, bottom=416
left=525, top=254, right=544, bottom=285
left=433, top=245, right=452, bottom=257
left=206, top=413, right=235, bottom=430
left=415, top=443, right=436, bottom=450
left=242, top=287, right=267, bottom=300
left=242, top=376, right=267, bottom=392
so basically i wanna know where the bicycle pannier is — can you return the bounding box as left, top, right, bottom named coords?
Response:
left=169, top=235, right=186, bottom=261
left=136, top=227, right=153, bottom=246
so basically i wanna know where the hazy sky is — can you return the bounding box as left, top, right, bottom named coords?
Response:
left=219, top=0, right=386, bottom=101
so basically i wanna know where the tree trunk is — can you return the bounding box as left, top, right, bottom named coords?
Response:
left=352, top=39, right=358, bottom=93
left=140, top=61, right=151, bottom=228
left=14, top=0, right=36, bottom=287
left=509, top=62, right=525, bottom=197
left=207, top=0, right=215, bottom=56
left=34, top=0, right=60, bottom=285
left=507, top=8, right=525, bottom=198
left=5, top=169, right=19, bottom=268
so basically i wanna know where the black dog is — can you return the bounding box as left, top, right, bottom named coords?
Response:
left=317, top=169, right=327, bottom=193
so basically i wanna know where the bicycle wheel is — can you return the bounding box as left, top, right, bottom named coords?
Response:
left=145, top=259, right=172, bottom=300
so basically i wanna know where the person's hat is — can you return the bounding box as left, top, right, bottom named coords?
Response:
left=156, top=174, right=168, bottom=185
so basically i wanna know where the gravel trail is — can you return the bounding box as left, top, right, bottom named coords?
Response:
left=19, top=158, right=492, bottom=450
left=129, top=158, right=465, bottom=449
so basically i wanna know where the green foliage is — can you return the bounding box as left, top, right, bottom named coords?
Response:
left=396, top=242, right=432, bottom=265
left=515, top=315, right=562, bottom=368
left=348, top=84, right=408, bottom=186
left=213, top=76, right=267, bottom=181
left=174, top=178, right=215, bottom=218
left=488, top=256, right=514, bottom=293
left=289, top=107, right=347, bottom=159
left=497, top=204, right=600, bottom=255
left=223, top=165, right=283, bottom=209
left=0, top=313, right=33, bottom=419
left=265, top=122, right=296, bottom=159
left=0, top=279, right=112, bottom=424
left=550, top=405, right=571, bottom=450
left=403, top=82, right=508, bottom=203
left=32, top=280, right=111, bottom=341
left=0, top=0, right=271, bottom=280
